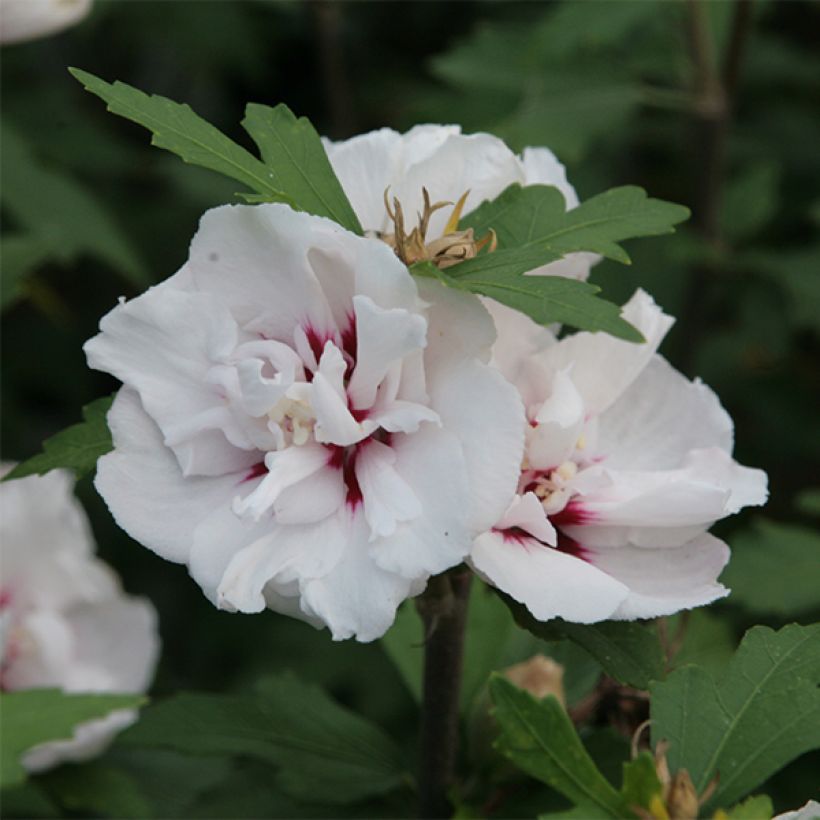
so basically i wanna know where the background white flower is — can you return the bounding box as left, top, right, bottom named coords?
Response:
left=324, top=124, right=598, bottom=281
left=0, top=468, right=159, bottom=772
left=0, top=0, right=92, bottom=45
left=85, top=203, right=523, bottom=642
left=471, top=291, right=768, bottom=623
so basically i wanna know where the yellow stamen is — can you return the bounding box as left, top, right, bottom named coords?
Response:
left=443, top=189, right=470, bottom=235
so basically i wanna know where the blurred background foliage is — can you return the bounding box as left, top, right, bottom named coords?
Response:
left=1, top=1, right=818, bottom=817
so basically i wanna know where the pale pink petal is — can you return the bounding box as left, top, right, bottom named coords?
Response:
left=273, top=465, right=346, bottom=525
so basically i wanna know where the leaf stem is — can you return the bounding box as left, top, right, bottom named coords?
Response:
left=416, top=567, right=472, bottom=818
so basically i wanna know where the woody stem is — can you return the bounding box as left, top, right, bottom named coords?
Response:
left=416, top=566, right=472, bottom=818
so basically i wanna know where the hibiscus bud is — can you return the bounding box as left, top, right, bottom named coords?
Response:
left=503, top=654, right=566, bottom=706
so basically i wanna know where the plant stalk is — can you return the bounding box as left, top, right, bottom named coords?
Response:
left=416, top=567, right=472, bottom=819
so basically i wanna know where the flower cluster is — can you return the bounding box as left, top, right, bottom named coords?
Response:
left=0, top=469, right=159, bottom=771
left=85, top=125, right=767, bottom=641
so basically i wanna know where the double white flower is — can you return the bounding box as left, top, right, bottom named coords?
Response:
left=86, top=204, right=523, bottom=642
left=85, top=124, right=767, bottom=641
left=0, top=469, right=159, bottom=771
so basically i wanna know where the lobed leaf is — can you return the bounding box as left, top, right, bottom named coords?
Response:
left=3, top=395, right=114, bottom=482
left=501, top=594, right=665, bottom=690
left=0, top=689, right=146, bottom=789
left=120, top=672, right=408, bottom=805
left=462, top=184, right=690, bottom=265
left=69, top=69, right=291, bottom=203
left=651, top=624, right=820, bottom=810
left=242, top=103, right=362, bottom=233
left=721, top=518, right=820, bottom=617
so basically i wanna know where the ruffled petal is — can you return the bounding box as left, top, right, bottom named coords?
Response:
left=217, top=512, right=348, bottom=613
left=496, top=493, right=557, bottom=546
left=300, top=513, right=415, bottom=642
left=95, top=388, right=243, bottom=565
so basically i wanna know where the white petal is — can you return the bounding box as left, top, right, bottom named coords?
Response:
left=520, top=146, right=579, bottom=209
left=95, top=388, right=243, bottom=565
left=398, top=131, right=525, bottom=238
left=429, top=357, right=525, bottom=533
left=589, top=534, right=731, bottom=619
left=85, top=282, right=257, bottom=476
left=356, top=440, right=423, bottom=540
left=347, top=295, right=427, bottom=410
left=323, top=128, right=406, bottom=232
left=538, top=289, right=674, bottom=417
left=233, top=443, right=330, bottom=521
left=311, top=372, right=367, bottom=447
left=563, top=447, right=766, bottom=549
left=418, top=279, right=497, bottom=378
left=496, top=493, right=557, bottom=546
left=0, top=469, right=115, bottom=611
left=528, top=368, right=585, bottom=469
left=368, top=399, right=440, bottom=434
left=217, top=512, right=348, bottom=613
left=301, top=513, right=414, bottom=642
left=596, top=355, right=735, bottom=470
left=273, top=464, right=346, bottom=525
left=368, top=427, right=471, bottom=578
left=65, top=597, right=160, bottom=693
left=471, top=530, right=629, bottom=623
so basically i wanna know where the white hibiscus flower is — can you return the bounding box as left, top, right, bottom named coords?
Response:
left=85, top=203, right=524, bottom=642
left=0, top=0, right=92, bottom=45
left=324, top=124, right=597, bottom=281
left=0, top=469, right=159, bottom=772
left=471, top=290, right=768, bottom=623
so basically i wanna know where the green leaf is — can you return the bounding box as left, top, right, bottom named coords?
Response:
left=42, top=749, right=233, bottom=820
left=619, top=753, right=664, bottom=814
left=0, top=689, right=146, bottom=789
left=121, top=673, right=408, bottom=805
left=724, top=795, right=775, bottom=819
left=721, top=518, right=820, bottom=617
left=241, top=104, right=362, bottom=234
left=69, top=68, right=290, bottom=204
left=501, top=595, right=665, bottom=689
left=796, top=488, right=820, bottom=517
left=0, top=122, right=147, bottom=287
left=490, top=676, right=624, bottom=818
left=419, top=262, right=643, bottom=341
left=651, top=624, right=820, bottom=810
left=0, top=235, right=52, bottom=310
left=462, top=184, right=690, bottom=265
left=3, top=396, right=114, bottom=482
